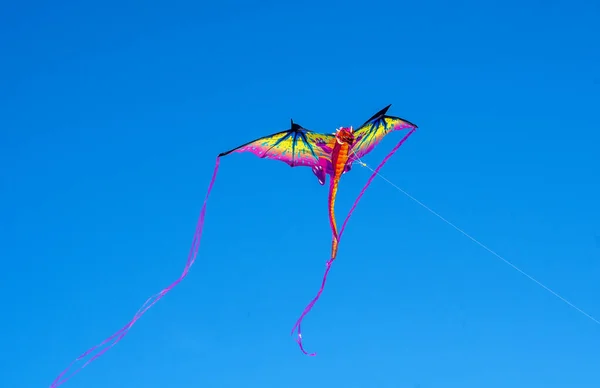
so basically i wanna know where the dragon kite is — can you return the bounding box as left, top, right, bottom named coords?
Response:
left=50, top=104, right=417, bottom=387
left=218, top=104, right=417, bottom=353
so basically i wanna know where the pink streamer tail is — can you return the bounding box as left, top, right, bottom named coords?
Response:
left=49, top=156, right=221, bottom=387
left=289, top=258, right=334, bottom=356
left=290, top=128, right=416, bottom=355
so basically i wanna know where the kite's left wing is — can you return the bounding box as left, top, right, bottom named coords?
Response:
left=219, top=121, right=335, bottom=167
left=350, top=105, right=418, bottom=160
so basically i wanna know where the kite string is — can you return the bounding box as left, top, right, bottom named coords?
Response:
left=290, top=128, right=417, bottom=355
left=49, top=156, right=222, bottom=388
left=356, top=160, right=600, bottom=326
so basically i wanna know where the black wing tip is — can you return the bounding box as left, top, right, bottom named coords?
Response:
left=363, top=104, right=392, bottom=124
left=364, top=104, right=419, bottom=129
left=290, top=119, right=302, bottom=131
left=218, top=148, right=237, bottom=157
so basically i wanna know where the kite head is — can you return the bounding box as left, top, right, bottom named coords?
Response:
left=335, top=126, right=355, bottom=145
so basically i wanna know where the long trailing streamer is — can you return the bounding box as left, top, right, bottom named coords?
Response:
left=50, top=156, right=222, bottom=387
left=290, top=128, right=417, bottom=355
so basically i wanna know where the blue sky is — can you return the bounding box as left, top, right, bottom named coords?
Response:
left=1, top=0, right=599, bottom=387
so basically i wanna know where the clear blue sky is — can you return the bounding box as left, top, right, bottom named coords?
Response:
left=2, top=1, right=599, bottom=387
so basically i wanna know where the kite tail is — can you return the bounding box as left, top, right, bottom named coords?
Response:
left=290, top=127, right=416, bottom=356
left=328, top=175, right=340, bottom=260
left=328, top=143, right=351, bottom=260
left=290, top=170, right=341, bottom=355
left=49, top=156, right=222, bottom=388
left=290, top=258, right=334, bottom=356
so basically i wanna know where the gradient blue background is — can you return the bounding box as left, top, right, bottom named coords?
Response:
left=2, top=1, right=599, bottom=387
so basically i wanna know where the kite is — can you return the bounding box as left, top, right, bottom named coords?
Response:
left=218, top=104, right=418, bottom=354
left=49, top=104, right=417, bottom=387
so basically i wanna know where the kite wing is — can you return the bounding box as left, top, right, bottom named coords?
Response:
left=219, top=121, right=335, bottom=167
left=350, top=104, right=418, bottom=161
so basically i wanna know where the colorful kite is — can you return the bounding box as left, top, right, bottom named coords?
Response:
left=218, top=104, right=417, bottom=354
left=50, top=104, right=417, bottom=387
